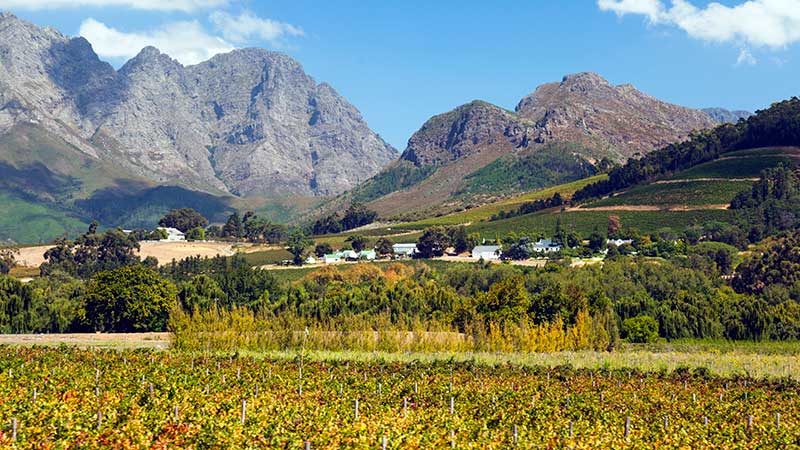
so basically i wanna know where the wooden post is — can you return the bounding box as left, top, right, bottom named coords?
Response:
left=174, top=405, right=179, bottom=424
left=32, top=388, right=37, bottom=403
left=403, top=397, right=408, bottom=418
left=237, top=368, right=241, bottom=380
left=354, top=399, right=359, bottom=420
left=414, top=382, right=418, bottom=394
left=450, top=430, right=455, bottom=449
left=513, top=425, right=518, bottom=446
left=703, top=416, right=708, bottom=426
left=255, top=384, right=259, bottom=396
left=663, top=415, right=668, bottom=430
left=11, top=418, right=17, bottom=442
left=569, top=421, right=574, bottom=439
left=378, top=383, right=382, bottom=396
left=450, top=396, right=454, bottom=415
left=747, top=415, right=753, bottom=433
left=305, top=441, right=311, bottom=450
left=149, top=383, right=154, bottom=397
left=776, top=412, right=780, bottom=428
left=381, top=435, right=387, bottom=450
left=97, top=410, right=102, bottom=429
left=624, top=416, right=630, bottom=439
left=241, top=399, right=246, bottom=425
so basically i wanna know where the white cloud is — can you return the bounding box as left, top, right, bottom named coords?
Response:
left=598, top=0, right=664, bottom=22
left=598, top=0, right=800, bottom=48
left=79, top=18, right=234, bottom=65
left=736, top=48, right=758, bottom=65
left=209, top=10, right=303, bottom=45
left=0, top=0, right=227, bottom=12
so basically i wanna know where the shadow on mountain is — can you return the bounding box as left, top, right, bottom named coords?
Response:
left=0, top=161, right=81, bottom=202
left=76, top=182, right=234, bottom=229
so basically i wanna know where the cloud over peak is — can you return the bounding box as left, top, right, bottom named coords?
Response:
left=209, top=10, right=304, bottom=45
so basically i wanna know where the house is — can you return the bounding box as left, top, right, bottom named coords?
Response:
left=608, top=239, right=633, bottom=247
left=532, top=239, right=561, bottom=253
left=358, top=250, right=377, bottom=261
left=157, top=227, right=185, bottom=242
left=305, top=256, right=317, bottom=265
left=472, top=245, right=502, bottom=260
left=323, top=253, right=342, bottom=264
left=392, top=243, right=418, bottom=258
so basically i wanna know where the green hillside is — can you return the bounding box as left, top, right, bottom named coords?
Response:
left=0, top=191, right=88, bottom=244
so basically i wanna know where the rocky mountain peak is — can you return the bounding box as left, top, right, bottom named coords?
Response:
left=559, top=72, right=611, bottom=92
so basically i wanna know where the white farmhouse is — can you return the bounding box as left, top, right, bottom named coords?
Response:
left=608, top=239, right=633, bottom=247
left=157, top=227, right=185, bottom=242
left=472, top=245, right=502, bottom=260
left=533, top=239, right=561, bottom=253
left=392, top=243, right=418, bottom=258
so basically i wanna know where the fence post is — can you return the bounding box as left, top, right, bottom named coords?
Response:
left=450, top=430, right=455, bottom=449
left=381, top=435, right=387, bottom=450
left=450, top=396, right=454, bottom=415
left=569, top=421, right=573, bottom=439
left=354, top=399, right=359, bottom=420
left=11, top=418, right=17, bottom=442
left=624, top=416, right=630, bottom=439
left=241, top=399, right=247, bottom=425
left=776, top=412, right=780, bottom=428
left=663, top=415, right=668, bottom=430
left=174, top=405, right=179, bottom=424
left=403, top=397, right=408, bottom=418
left=513, top=425, right=518, bottom=446
left=747, top=415, right=753, bottom=434
left=305, top=441, right=311, bottom=450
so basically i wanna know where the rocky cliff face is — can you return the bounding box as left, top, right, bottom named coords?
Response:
left=702, top=107, right=753, bottom=124
left=400, top=73, right=716, bottom=169
left=515, top=72, right=717, bottom=160
left=0, top=13, right=396, bottom=197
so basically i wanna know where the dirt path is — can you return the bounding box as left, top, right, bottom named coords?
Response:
left=567, top=204, right=730, bottom=212
left=0, top=333, right=170, bottom=349
left=654, top=177, right=759, bottom=184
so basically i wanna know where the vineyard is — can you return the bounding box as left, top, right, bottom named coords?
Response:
left=0, top=347, right=797, bottom=448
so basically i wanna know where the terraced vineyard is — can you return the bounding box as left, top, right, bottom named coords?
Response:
left=0, top=347, right=796, bottom=448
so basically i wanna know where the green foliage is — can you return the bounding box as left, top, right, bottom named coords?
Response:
left=40, top=229, right=141, bottom=278
left=345, top=235, right=369, bottom=252
left=350, top=160, right=436, bottom=203
left=314, top=243, right=333, bottom=258
left=158, top=208, right=208, bottom=232
left=375, top=237, right=394, bottom=256
left=416, top=227, right=451, bottom=258
left=622, top=315, right=659, bottom=343
left=286, top=229, right=313, bottom=265
left=185, top=227, right=206, bottom=242
left=733, top=232, right=800, bottom=296
left=312, top=203, right=378, bottom=235
left=0, top=247, right=17, bottom=275
left=589, top=181, right=753, bottom=207
left=83, top=265, right=177, bottom=332
left=459, top=144, right=598, bottom=196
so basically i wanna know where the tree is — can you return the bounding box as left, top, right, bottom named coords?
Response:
left=346, top=235, right=369, bottom=252
left=339, top=203, right=378, bottom=231
left=286, top=229, right=313, bottom=265
left=0, top=247, right=18, bottom=275
left=375, top=237, right=394, bottom=256
left=40, top=230, right=141, bottom=278
left=315, top=243, right=333, bottom=258
left=622, top=315, right=659, bottom=343
left=449, top=226, right=478, bottom=254
left=416, top=227, right=450, bottom=258
left=178, top=275, right=227, bottom=311
left=588, top=232, right=606, bottom=253
left=222, top=212, right=243, bottom=239
left=206, top=225, right=221, bottom=239
left=185, top=227, right=206, bottom=242
left=158, top=208, right=208, bottom=233
left=83, top=265, right=177, bottom=332
left=607, top=215, right=622, bottom=238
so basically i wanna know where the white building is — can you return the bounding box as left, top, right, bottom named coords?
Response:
left=533, top=239, right=561, bottom=253
left=472, top=245, right=502, bottom=260
left=392, top=243, right=418, bottom=258
left=323, top=253, right=341, bottom=264
left=157, top=227, right=185, bottom=242
left=608, top=239, right=633, bottom=247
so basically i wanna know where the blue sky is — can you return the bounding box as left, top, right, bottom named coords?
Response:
left=2, top=0, right=798, bottom=150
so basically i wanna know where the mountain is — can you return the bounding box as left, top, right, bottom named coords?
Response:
left=0, top=12, right=395, bottom=199
left=342, top=72, right=716, bottom=219
left=702, top=108, right=753, bottom=124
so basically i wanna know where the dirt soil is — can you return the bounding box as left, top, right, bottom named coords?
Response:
left=0, top=332, right=170, bottom=349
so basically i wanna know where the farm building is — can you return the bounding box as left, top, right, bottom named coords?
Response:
left=472, top=245, right=502, bottom=260
left=392, top=243, right=418, bottom=258
left=157, top=227, right=185, bottom=242
left=533, top=239, right=561, bottom=253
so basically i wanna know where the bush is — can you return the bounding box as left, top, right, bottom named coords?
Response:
left=622, top=315, right=659, bottom=343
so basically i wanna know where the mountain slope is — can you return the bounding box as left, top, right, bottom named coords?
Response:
left=0, top=12, right=396, bottom=199
left=702, top=108, right=753, bottom=124
left=340, top=73, right=716, bottom=219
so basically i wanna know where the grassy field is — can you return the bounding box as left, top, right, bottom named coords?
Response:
left=468, top=209, right=736, bottom=238
left=588, top=180, right=752, bottom=207
left=666, top=150, right=799, bottom=180
left=389, top=175, right=607, bottom=230
left=0, top=191, right=88, bottom=244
